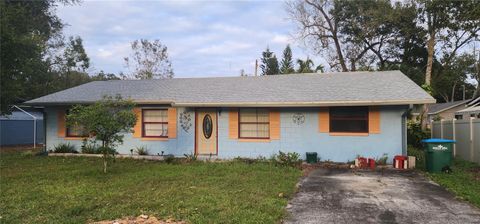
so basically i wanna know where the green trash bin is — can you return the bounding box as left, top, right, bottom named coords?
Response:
left=421, top=138, right=455, bottom=173
left=306, top=152, right=318, bottom=164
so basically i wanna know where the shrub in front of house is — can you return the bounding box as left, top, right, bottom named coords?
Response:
left=135, top=146, right=149, bottom=155
left=273, top=151, right=302, bottom=168
left=81, top=139, right=101, bottom=154
left=53, top=143, right=78, bottom=153
left=184, top=153, right=198, bottom=162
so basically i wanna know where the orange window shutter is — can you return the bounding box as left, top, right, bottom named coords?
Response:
left=269, top=110, right=280, bottom=140
left=229, top=109, right=238, bottom=139
left=369, top=106, right=381, bottom=134
left=133, top=108, right=142, bottom=138
left=57, top=109, right=66, bottom=137
left=168, top=108, right=177, bottom=139
left=318, top=107, right=329, bottom=133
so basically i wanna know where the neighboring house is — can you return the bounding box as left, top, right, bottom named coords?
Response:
left=24, top=71, right=434, bottom=162
left=410, top=100, right=470, bottom=126
left=455, top=96, right=480, bottom=119
left=0, top=109, right=44, bottom=146
left=428, top=100, right=470, bottom=121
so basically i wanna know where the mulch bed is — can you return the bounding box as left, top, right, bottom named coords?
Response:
left=301, top=162, right=395, bottom=176
left=301, top=162, right=352, bottom=176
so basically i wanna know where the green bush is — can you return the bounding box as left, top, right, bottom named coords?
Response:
left=274, top=151, right=302, bottom=168
left=407, top=120, right=430, bottom=148
left=53, top=143, right=78, bottom=153
left=81, top=139, right=100, bottom=154
left=135, top=146, right=149, bottom=155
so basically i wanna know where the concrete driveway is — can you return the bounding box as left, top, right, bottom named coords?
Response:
left=285, top=168, right=480, bottom=224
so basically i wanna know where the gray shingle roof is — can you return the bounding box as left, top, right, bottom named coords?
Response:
left=427, top=99, right=470, bottom=115
left=25, top=70, right=435, bottom=107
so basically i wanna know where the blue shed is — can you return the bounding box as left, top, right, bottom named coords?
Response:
left=0, top=109, right=44, bottom=146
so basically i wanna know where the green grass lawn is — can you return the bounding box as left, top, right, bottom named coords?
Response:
left=408, top=146, right=480, bottom=208
left=0, top=152, right=301, bottom=223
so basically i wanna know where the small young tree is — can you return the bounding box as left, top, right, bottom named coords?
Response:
left=67, top=95, right=137, bottom=173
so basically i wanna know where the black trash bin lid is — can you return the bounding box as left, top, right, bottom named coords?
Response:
left=421, top=138, right=456, bottom=143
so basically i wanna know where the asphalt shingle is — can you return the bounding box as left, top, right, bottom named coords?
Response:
left=25, top=70, right=435, bottom=106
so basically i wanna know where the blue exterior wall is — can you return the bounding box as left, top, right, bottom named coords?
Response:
left=45, top=105, right=406, bottom=162
left=218, top=106, right=406, bottom=162
left=44, top=106, right=194, bottom=156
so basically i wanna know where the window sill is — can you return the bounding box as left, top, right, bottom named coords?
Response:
left=140, top=137, right=169, bottom=141
left=329, top=132, right=369, bottom=136
left=64, top=137, right=86, bottom=140
left=238, top=138, right=271, bottom=142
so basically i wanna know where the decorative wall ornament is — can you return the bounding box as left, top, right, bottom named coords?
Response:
left=292, top=113, right=305, bottom=125
left=179, top=111, right=192, bottom=133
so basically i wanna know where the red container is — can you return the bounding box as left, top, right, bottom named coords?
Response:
left=368, top=158, right=376, bottom=170
left=393, top=155, right=408, bottom=169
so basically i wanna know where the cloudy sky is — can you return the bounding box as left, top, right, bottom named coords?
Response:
left=57, top=0, right=323, bottom=78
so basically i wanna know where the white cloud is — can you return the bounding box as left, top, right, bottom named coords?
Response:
left=272, top=34, right=290, bottom=44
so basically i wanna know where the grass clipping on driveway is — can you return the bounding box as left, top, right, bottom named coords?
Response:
left=408, top=147, right=480, bottom=208
left=0, top=153, right=301, bottom=223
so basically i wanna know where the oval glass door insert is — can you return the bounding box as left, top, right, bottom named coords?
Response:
left=203, top=114, right=213, bottom=139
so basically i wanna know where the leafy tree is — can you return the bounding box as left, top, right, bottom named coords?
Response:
left=432, top=53, right=477, bottom=102
left=473, top=53, right=480, bottom=99
left=280, top=45, right=295, bottom=74
left=287, top=0, right=377, bottom=71
left=315, top=64, right=325, bottom=73
left=260, top=47, right=280, bottom=75
left=66, top=95, right=137, bottom=173
left=91, top=71, right=121, bottom=81
left=50, top=36, right=90, bottom=89
left=417, top=0, right=480, bottom=87
left=0, top=0, right=78, bottom=113
left=124, top=39, right=174, bottom=79
left=296, top=58, right=315, bottom=73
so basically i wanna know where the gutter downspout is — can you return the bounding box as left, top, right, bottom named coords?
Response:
left=12, top=105, right=37, bottom=149
left=402, top=107, right=409, bottom=156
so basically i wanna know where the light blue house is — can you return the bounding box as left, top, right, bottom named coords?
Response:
left=25, top=71, right=435, bottom=162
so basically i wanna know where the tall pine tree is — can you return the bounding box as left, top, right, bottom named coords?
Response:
left=260, top=47, right=280, bottom=75
left=280, top=45, right=295, bottom=74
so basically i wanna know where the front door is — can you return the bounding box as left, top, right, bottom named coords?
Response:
left=196, top=109, right=217, bottom=155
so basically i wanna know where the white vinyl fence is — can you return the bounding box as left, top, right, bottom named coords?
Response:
left=431, top=118, right=480, bottom=164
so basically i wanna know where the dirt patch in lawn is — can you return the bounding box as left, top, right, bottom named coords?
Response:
left=91, top=215, right=185, bottom=224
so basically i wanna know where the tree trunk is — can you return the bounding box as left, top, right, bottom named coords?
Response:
left=103, top=157, right=107, bottom=173
left=451, top=81, right=457, bottom=102
left=421, top=31, right=436, bottom=130
left=102, top=141, right=107, bottom=173
left=425, top=31, right=435, bottom=86
left=332, top=34, right=348, bottom=72
left=421, top=104, right=429, bottom=130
